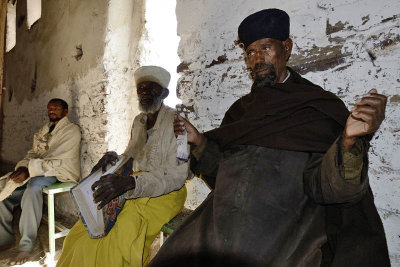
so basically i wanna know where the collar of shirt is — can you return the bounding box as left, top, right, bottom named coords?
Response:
left=46, top=116, right=69, bottom=136
left=138, top=104, right=167, bottom=132
left=282, top=69, right=291, bottom=83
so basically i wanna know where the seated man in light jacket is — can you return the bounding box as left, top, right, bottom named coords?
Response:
left=0, top=98, right=81, bottom=265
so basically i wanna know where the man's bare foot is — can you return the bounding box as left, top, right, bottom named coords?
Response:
left=9, top=251, right=31, bottom=265
left=0, top=243, right=15, bottom=251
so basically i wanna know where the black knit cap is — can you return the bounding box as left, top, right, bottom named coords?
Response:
left=238, top=9, right=290, bottom=49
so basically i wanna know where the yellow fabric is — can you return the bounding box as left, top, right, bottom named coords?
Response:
left=57, top=185, right=187, bottom=267
left=342, top=149, right=363, bottom=184
left=341, top=139, right=364, bottom=185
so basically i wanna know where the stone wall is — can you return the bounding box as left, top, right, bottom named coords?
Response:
left=175, top=0, right=400, bottom=264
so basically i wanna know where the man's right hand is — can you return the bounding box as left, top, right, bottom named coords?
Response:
left=174, top=114, right=205, bottom=146
left=9, top=167, right=30, bottom=183
left=91, top=151, right=119, bottom=174
left=342, top=89, right=387, bottom=151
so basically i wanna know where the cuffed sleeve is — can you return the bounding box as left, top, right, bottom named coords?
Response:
left=124, top=156, right=190, bottom=199
left=15, top=149, right=39, bottom=170
left=304, top=136, right=369, bottom=205
left=191, top=137, right=208, bottom=160
left=340, top=139, right=365, bottom=185
left=27, top=157, right=80, bottom=182
left=123, top=173, right=143, bottom=199
left=190, top=138, right=222, bottom=189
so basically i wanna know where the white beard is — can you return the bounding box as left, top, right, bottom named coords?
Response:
left=138, top=94, right=163, bottom=114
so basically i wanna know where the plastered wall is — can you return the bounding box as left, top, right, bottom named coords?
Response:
left=175, top=0, right=400, bottom=264
left=2, top=0, right=109, bottom=169
left=1, top=0, right=110, bottom=217
left=1, top=0, right=146, bottom=217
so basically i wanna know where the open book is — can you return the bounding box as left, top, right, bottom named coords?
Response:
left=71, top=156, right=133, bottom=238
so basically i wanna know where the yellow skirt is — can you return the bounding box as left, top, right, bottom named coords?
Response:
left=57, top=186, right=187, bottom=267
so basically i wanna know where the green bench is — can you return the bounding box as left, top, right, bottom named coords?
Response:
left=159, top=208, right=192, bottom=246
left=42, top=182, right=76, bottom=259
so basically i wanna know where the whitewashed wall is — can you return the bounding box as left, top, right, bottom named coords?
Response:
left=136, top=0, right=181, bottom=108
left=102, top=0, right=145, bottom=156
left=1, top=0, right=110, bottom=216
left=1, top=0, right=147, bottom=217
left=175, top=0, right=400, bottom=264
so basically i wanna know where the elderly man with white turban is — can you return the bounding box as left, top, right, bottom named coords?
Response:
left=57, top=66, right=191, bottom=267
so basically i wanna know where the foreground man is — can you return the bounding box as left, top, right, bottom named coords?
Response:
left=57, top=66, right=190, bottom=267
left=150, top=9, right=389, bottom=267
left=0, top=98, right=81, bottom=265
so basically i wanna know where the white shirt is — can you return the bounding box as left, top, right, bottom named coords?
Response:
left=123, top=104, right=191, bottom=198
left=282, top=69, right=291, bottom=83
left=15, top=117, right=81, bottom=182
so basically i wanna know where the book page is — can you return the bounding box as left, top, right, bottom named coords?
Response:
left=77, top=171, right=103, bottom=225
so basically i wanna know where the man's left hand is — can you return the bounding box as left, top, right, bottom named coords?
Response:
left=91, top=174, right=136, bottom=210
left=9, top=167, right=30, bottom=183
left=343, top=89, right=387, bottom=150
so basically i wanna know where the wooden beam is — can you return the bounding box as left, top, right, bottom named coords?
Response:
left=0, top=0, right=8, bottom=162
left=0, top=0, right=7, bottom=92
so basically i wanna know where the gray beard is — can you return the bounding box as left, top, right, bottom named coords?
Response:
left=252, top=63, right=277, bottom=87
left=138, top=94, right=163, bottom=114
left=254, top=74, right=277, bottom=87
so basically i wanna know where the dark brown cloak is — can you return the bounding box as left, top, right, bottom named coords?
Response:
left=205, top=67, right=349, bottom=153
left=204, top=69, right=389, bottom=266
left=149, top=68, right=390, bottom=267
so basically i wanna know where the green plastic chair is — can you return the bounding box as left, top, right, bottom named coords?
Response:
left=42, top=182, right=76, bottom=259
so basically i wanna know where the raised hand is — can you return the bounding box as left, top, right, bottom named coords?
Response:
left=342, top=89, right=387, bottom=150
left=173, top=114, right=205, bottom=146
left=90, top=151, right=119, bottom=174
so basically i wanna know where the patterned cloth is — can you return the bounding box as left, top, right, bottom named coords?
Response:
left=58, top=186, right=186, bottom=267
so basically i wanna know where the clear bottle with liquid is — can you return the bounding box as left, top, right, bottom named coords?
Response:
left=175, top=104, right=189, bottom=164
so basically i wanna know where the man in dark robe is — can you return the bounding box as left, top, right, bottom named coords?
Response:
left=149, top=9, right=390, bottom=267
